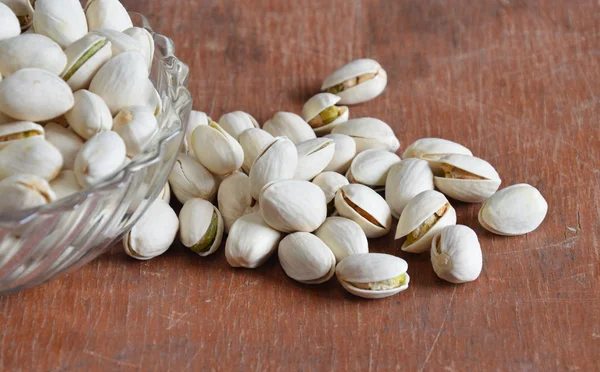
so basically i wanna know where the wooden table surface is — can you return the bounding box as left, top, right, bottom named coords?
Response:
left=1, top=0, right=599, bottom=370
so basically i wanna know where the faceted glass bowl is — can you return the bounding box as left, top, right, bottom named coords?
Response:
left=0, top=13, right=192, bottom=294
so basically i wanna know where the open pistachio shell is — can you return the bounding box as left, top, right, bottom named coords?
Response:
left=334, top=184, right=392, bottom=238
left=346, top=149, right=400, bottom=190
left=44, top=123, right=84, bottom=170
left=0, top=174, right=56, bottom=213
left=61, top=33, right=112, bottom=91
left=294, top=138, right=335, bottom=181
left=431, top=225, right=482, bottom=284
left=124, top=199, right=178, bottom=260
left=0, top=34, right=67, bottom=76
left=385, top=158, right=434, bottom=218
left=1, top=0, right=33, bottom=30
left=322, top=59, right=388, bottom=105
left=263, top=112, right=316, bottom=145
left=0, top=3, right=20, bottom=41
left=179, top=198, right=224, bottom=257
left=278, top=232, right=336, bottom=284
left=85, top=0, right=132, bottom=32
left=0, top=137, right=63, bottom=182
left=301, top=93, right=349, bottom=135
left=192, top=121, right=244, bottom=176
left=248, top=136, right=297, bottom=200
left=402, top=138, right=473, bottom=175
left=323, top=133, right=357, bottom=174
left=33, top=0, right=88, bottom=48
left=315, top=216, right=368, bottom=263
left=168, top=153, right=218, bottom=204
left=49, top=170, right=82, bottom=200
left=217, top=171, right=260, bottom=233
left=434, top=154, right=501, bottom=203
left=182, top=110, right=209, bottom=156
left=0, top=121, right=44, bottom=150
left=218, top=111, right=259, bottom=140
left=331, top=118, right=400, bottom=153
left=64, top=89, right=112, bottom=140
left=238, top=127, right=274, bottom=173
left=225, top=213, right=282, bottom=269
left=113, top=105, right=158, bottom=157
left=73, top=131, right=126, bottom=187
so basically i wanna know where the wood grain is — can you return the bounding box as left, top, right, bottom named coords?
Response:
left=1, top=0, right=599, bottom=370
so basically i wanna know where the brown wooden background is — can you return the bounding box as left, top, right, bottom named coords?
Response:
left=1, top=0, right=599, bottom=370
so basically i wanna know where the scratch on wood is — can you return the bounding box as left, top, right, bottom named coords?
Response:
left=419, top=286, right=457, bottom=372
left=83, top=350, right=139, bottom=369
left=490, top=236, right=579, bottom=255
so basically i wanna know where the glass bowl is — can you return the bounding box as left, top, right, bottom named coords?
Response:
left=0, top=13, right=192, bottom=294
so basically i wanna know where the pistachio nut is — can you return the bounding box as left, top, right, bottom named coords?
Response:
left=402, top=138, right=473, bottom=175
left=312, top=171, right=349, bottom=214
left=263, top=111, right=316, bottom=145
left=113, top=105, right=159, bottom=157
left=0, top=34, right=67, bottom=76
left=225, top=213, right=282, bottom=269
left=334, top=184, right=392, bottom=238
left=217, top=171, right=259, bottom=233
left=44, top=122, right=84, bottom=169
left=0, top=68, right=74, bottom=122
left=49, top=169, right=82, bottom=200
left=331, top=118, right=400, bottom=153
left=179, top=198, right=224, bottom=257
left=123, top=27, right=154, bottom=72
left=73, top=131, right=126, bottom=187
left=182, top=110, right=209, bottom=156
left=64, top=89, right=112, bottom=140
left=124, top=199, right=178, bottom=260
left=435, top=154, right=501, bottom=202
left=0, top=3, right=22, bottom=41
left=85, top=0, right=132, bottom=32
left=478, top=184, right=548, bottom=236
left=168, top=153, right=218, bottom=204
left=248, top=136, right=297, bottom=200
left=217, top=111, right=259, bottom=140
left=385, top=158, right=434, bottom=218
left=346, top=149, right=400, bottom=191
left=323, top=133, right=356, bottom=173
left=91, top=28, right=145, bottom=60
left=61, top=33, right=113, bottom=91
left=159, top=181, right=170, bottom=204
left=0, top=121, right=44, bottom=150
left=1, top=0, right=33, bottom=30
left=238, top=127, right=274, bottom=173
left=336, top=253, right=410, bottom=299
left=295, top=138, right=335, bottom=181
left=259, top=179, right=327, bottom=233
left=278, top=232, right=336, bottom=284
left=191, top=121, right=244, bottom=176
left=395, top=190, right=457, bottom=253
left=0, top=137, right=63, bottom=181
left=301, top=93, right=349, bottom=135
left=322, top=59, right=388, bottom=105
left=33, top=0, right=88, bottom=48
left=0, top=174, right=56, bottom=213
left=431, top=225, right=483, bottom=284
left=315, top=216, right=368, bottom=262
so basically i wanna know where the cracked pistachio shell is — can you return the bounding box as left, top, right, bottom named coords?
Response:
left=346, top=149, right=400, bottom=190
left=322, top=59, right=388, bottom=105
left=248, top=136, right=297, bottom=200
left=124, top=199, right=178, bottom=260
left=168, top=153, right=218, bottom=204
left=61, top=33, right=112, bottom=91
left=0, top=137, right=63, bottom=181
left=263, top=112, right=316, bottom=145
left=478, top=184, right=548, bottom=236
left=259, top=179, right=327, bottom=233
left=0, top=174, right=56, bottom=212
left=323, top=133, right=356, bottom=173
left=192, top=122, right=244, bottom=176
left=385, top=158, right=434, bottom=218
left=0, top=68, right=74, bottom=122
left=0, top=121, right=44, bottom=150
left=238, top=127, right=274, bottom=173
left=217, top=171, right=259, bottom=233
left=225, top=213, right=282, bottom=269
left=179, top=198, right=224, bottom=257
left=336, top=253, right=410, bottom=299
left=49, top=170, right=82, bottom=200
left=74, top=131, right=125, bottom=187
left=218, top=111, right=259, bottom=140
left=301, top=93, right=349, bottom=135
left=331, top=118, right=400, bottom=153
left=0, top=3, right=22, bottom=41
left=278, top=232, right=336, bottom=284
left=159, top=181, right=170, bottom=204
left=44, top=123, right=84, bottom=169
left=182, top=110, right=209, bottom=155
left=434, top=154, right=501, bottom=203
left=65, top=89, right=112, bottom=140
left=395, top=190, right=457, bottom=253
left=33, top=0, right=88, bottom=48
left=1, top=0, right=32, bottom=30
left=85, top=0, right=132, bottom=32
left=334, top=184, right=392, bottom=238
left=113, top=105, right=158, bottom=157
left=0, top=34, right=67, bottom=76
left=294, top=138, right=335, bottom=181
left=123, top=27, right=154, bottom=72
left=315, top=216, right=368, bottom=262
left=312, top=172, right=349, bottom=204
left=431, top=225, right=482, bottom=284
left=402, top=138, right=473, bottom=175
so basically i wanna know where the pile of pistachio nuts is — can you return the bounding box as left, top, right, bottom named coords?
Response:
left=0, top=0, right=159, bottom=212
left=124, top=56, right=548, bottom=299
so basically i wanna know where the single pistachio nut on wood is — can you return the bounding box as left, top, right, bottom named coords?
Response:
left=0, top=3, right=23, bottom=41
left=217, top=111, right=259, bottom=140
left=434, top=154, right=501, bottom=203
left=346, top=149, right=400, bottom=191
left=294, top=138, right=335, bottom=181
left=182, top=110, right=209, bottom=156
left=238, top=127, right=274, bottom=173
left=33, top=0, right=88, bottom=48
left=217, top=171, right=259, bottom=233
left=312, top=171, right=349, bottom=214
left=321, top=59, right=388, bottom=105
left=478, top=184, right=548, bottom=236
left=402, top=137, right=473, bottom=175
left=315, top=216, right=368, bottom=262
left=1, top=0, right=33, bottom=31
left=123, top=27, right=155, bottom=72
left=124, top=199, right=178, bottom=260
left=159, top=181, right=170, bottom=204
left=0, top=174, right=56, bottom=213
left=191, top=121, right=244, bottom=176
left=49, top=170, right=82, bottom=200
left=0, top=34, right=67, bottom=76
left=113, top=105, right=159, bottom=157
left=278, top=232, right=336, bottom=284
left=225, top=213, right=282, bottom=269
left=263, top=111, right=316, bottom=145
left=334, top=184, right=392, bottom=238
left=323, top=133, right=357, bottom=174
left=336, top=253, right=410, bottom=299
left=44, top=123, right=84, bottom=170
left=385, top=158, right=434, bottom=218
left=301, top=93, right=349, bottom=135
left=85, top=0, right=133, bottom=32
left=73, top=131, right=126, bottom=187
left=331, top=117, right=400, bottom=153
left=65, top=89, right=112, bottom=140
left=0, top=137, right=63, bottom=181
left=168, top=153, right=218, bottom=204
left=431, top=225, right=483, bottom=284
left=395, top=190, right=457, bottom=253
left=179, top=198, right=224, bottom=257
left=248, top=136, right=297, bottom=200
left=0, top=121, right=44, bottom=150
left=61, top=33, right=113, bottom=91
left=0, top=68, right=74, bottom=122
left=259, top=179, right=327, bottom=233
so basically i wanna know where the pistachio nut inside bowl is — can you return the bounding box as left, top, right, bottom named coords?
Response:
left=0, top=13, right=192, bottom=294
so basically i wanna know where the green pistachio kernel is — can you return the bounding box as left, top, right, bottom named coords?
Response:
left=62, top=39, right=108, bottom=82
left=190, top=210, right=219, bottom=253
left=350, top=273, right=407, bottom=291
